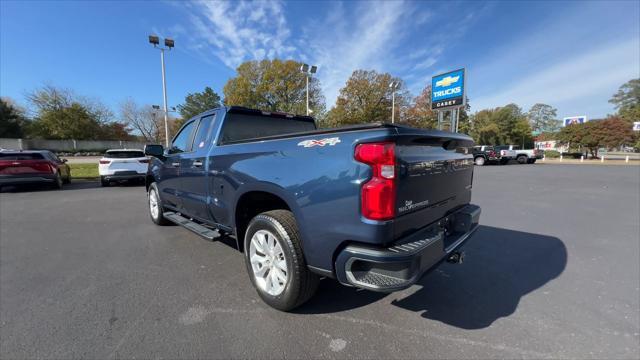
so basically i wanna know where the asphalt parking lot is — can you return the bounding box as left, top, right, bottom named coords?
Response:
left=1, top=165, right=638, bottom=359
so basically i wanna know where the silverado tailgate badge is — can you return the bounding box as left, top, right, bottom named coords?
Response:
left=298, top=137, right=341, bottom=148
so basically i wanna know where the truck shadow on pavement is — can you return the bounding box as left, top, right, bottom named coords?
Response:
left=297, top=225, right=567, bottom=330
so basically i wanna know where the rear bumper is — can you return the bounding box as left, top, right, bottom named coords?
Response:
left=0, top=174, right=56, bottom=185
left=102, top=171, right=145, bottom=181
left=335, top=204, right=481, bottom=292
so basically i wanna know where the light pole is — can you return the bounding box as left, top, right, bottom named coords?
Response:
left=389, top=81, right=399, bottom=124
left=300, top=63, right=317, bottom=116
left=149, top=35, right=174, bottom=147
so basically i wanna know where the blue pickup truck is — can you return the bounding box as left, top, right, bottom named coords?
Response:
left=144, top=106, right=481, bottom=311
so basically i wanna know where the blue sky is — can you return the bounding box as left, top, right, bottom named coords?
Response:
left=1, top=0, right=639, bottom=120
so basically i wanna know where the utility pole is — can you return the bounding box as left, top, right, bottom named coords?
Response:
left=389, top=81, right=399, bottom=124
left=299, top=63, right=318, bottom=116
left=149, top=35, right=174, bottom=147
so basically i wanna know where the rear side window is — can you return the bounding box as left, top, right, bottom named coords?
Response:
left=220, top=113, right=316, bottom=144
left=192, top=115, right=215, bottom=150
left=0, top=153, right=45, bottom=160
left=105, top=151, right=145, bottom=158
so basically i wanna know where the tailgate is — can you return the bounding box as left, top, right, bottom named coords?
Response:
left=394, top=132, right=474, bottom=240
left=106, top=159, right=146, bottom=172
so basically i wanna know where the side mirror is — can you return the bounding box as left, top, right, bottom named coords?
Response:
left=144, top=144, right=164, bottom=158
left=61, top=158, right=68, bottom=163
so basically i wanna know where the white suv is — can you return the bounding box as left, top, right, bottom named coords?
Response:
left=98, top=149, right=149, bottom=186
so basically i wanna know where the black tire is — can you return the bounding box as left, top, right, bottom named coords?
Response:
left=52, top=171, right=63, bottom=190
left=527, top=159, right=537, bottom=164
left=517, top=155, right=528, bottom=164
left=148, top=182, right=171, bottom=225
left=63, top=175, right=71, bottom=184
left=244, top=210, right=319, bottom=311
left=474, top=156, right=486, bottom=166
left=100, top=176, right=109, bottom=187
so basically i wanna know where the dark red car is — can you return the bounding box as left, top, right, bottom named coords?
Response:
left=0, top=150, right=71, bottom=190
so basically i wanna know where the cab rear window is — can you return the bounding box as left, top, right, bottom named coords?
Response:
left=104, top=151, right=145, bottom=158
left=219, top=113, right=316, bottom=144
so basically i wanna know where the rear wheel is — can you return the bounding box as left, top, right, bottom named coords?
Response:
left=527, top=159, right=536, bottom=164
left=244, top=210, right=319, bottom=311
left=517, top=155, right=528, bottom=164
left=100, top=176, right=109, bottom=187
left=148, top=182, right=170, bottom=225
left=52, top=172, right=63, bottom=190
left=474, top=156, right=486, bottom=166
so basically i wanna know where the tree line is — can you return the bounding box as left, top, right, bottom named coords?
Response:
left=1, top=58, right=638, bottom=150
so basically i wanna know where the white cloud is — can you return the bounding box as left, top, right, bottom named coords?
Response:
left=185, top=0, right=293, bottom=69
left=473, top=38, right=640, bottom=118
left=173, top=0, right=480, bottom=106
left=305, top=1, right=413, bottom=104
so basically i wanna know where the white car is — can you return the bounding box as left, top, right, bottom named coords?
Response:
left=98, top=149, right=149, bottom=186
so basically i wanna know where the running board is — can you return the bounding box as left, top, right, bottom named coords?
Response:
left=163, top=212, right=219, bottom=240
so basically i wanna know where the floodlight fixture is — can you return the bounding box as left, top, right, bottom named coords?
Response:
left=149, top=35, right=160, bottom=46
left=310, top=65, right=317, bottom=74
left=164, top=38, right=174, bottom=48
left=152, top=105, right=161, bottom=110
left=300, top=63, right=309, bottom=73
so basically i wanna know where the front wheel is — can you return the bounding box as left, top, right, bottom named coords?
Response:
left=474, top=156, right=486, bottom=166
left=148, top=182, right=171, bottom=225
left=517, top=155, right=528, bottom=164
left=244, top=210, right=319, bottom=311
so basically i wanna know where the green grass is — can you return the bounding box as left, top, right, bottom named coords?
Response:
left=69, top=163, right=99, bottom=179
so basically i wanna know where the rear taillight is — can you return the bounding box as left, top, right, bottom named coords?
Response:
left=32, top=162, right=54, bottom=173
left=138, top=159, right=150, bottom=163
left=99, top=160, right=111, bottom=164
left=354, top=142, right=396, bottom=221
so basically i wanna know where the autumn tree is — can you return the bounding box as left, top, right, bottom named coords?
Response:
left=120, top=99, right=164, bottom=143
left=25, top=85, right=132, bottom=140
left=609, top=78, right=640, bottom=123
left=528, top=103, right=561, bottom=133
left=178, top=87, right=222, bottom=120
left=466, top=104, right=532, bottom=146
left=557, top=117, right=634, bottom=158
left=325, top=70, right=410, bottom=127
left=223, top=59, right=325, bottom=117
left=402, top=85, right=437, bottom=129
left=29, top=103, right=104, bottom=140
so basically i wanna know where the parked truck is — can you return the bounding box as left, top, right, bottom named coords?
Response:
left=495, top=145, right=543, bottom=164
left=144, top=106, right=481, bottom=311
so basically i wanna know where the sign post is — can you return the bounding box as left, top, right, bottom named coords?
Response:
left=432, top=68, right=466, bottom=132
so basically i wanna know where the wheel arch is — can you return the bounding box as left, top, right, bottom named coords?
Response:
left=233, top=184, right=303, bottom=252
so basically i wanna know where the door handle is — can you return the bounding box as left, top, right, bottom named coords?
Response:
left=171, top=162, right=180, bottom=167
left=193, top=160, right=203, bottom=167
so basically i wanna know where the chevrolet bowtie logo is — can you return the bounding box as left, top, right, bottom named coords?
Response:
left=435, top=75, right=459, bottom=87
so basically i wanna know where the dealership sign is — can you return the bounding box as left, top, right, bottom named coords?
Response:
left=633, top=122, right=640, bottom=131
left=431, top=68, right=465, bottom=110
left=563, top=116, right=588, bottom=126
